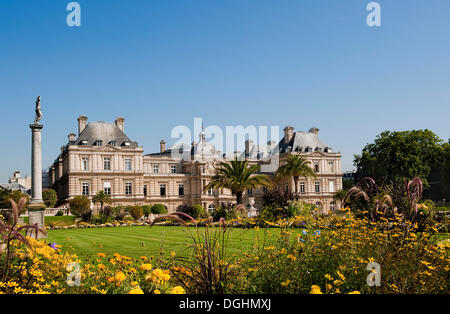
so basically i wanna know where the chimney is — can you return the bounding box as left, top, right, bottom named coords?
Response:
left=68, top=133, right=77, bottom=143
left=309, top=127, right=319, bottom=136
left=115, top=117, right=125, bottom=132
left=77, top=116, right=88, bottom=136
left=284, top=126, right=294, bottom=144
left=245, top=139, right=254, bottom=157
left=160, top=140, right=166, bottom=153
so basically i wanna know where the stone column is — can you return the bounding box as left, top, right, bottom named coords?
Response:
left=28, top=123, right=47, bottom=238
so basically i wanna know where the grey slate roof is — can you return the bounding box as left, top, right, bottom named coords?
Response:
left=73, top=122, right=138, bottom=147
left=0, top=182, right=30, bottom=194
left=279, top=131, right=332, bottom=153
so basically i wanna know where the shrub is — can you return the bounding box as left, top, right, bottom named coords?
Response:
left=142, top=205, right=152, bottom=218
left=211, top=206, right=236, bottom=222
left=55, top=210, right=64, bottom=216
left=43, top=188, right=58, bottom=208
left=151, top=204, right=168, bottom=215
left=190, top=204, right=207, bottom=219
left=127, top=206, right=144, bottom=220
left=258, top=201, right=309, bottom=222
left=177, top=204, right=207, bottom=219
left=111, top=206, right=127, bottom=221
left=69, top=196, right=91, bottom=222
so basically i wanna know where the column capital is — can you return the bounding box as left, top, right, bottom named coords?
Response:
left=29, top=123, right=43, bottom=130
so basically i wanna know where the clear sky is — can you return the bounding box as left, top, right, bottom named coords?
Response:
left=0, top=0, right=449, bottom=182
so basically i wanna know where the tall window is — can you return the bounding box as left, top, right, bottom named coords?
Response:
left=171, top=165, right=177, bottom=174
left=104, top=182, right=111, bottom=195
left=328, top=161, right=334, bottom=172
left=125, top=182, right=132, bottom=195
left=247, top=188, right=253, bottom=196
left=178, top=184, right=184, bottom=196
left=300, top=182, right=306, bottom=194
left=82, top=182, right=89, bottom=196
left=315, top=182, right=321, bottom=193
left=208, top=187, right=214, bottom=196
left=160, top=184, right=166, bottom=196
left=329, top=181, right=335, bottom=193
left=82, top=157, right=89, bottom=171
left=125, top=158, right=132, bottom=171
left=153, top=165, right=159, bottom=173
left=143, top=185, right=147, bottom=196
left=104, top=157, right=111, bottom=171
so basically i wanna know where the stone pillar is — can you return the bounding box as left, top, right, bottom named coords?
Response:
left=28, top=123, right=47, bottom=238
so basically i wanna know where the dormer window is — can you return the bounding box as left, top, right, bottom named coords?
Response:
left=109, top=141, right=116, bottom=147
left=80, top=140, right=88, bottom=146
left=95, top=140, right=102, bottom=146
left=123, top=142, right=131, bottom=147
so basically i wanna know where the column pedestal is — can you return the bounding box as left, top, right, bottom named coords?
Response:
left=28, top=123, right=47, bottom=238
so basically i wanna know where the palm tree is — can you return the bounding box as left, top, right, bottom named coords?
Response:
left=92, top=191, right=112, bottom=215
left=275, top=154, right=317, bottom=196
left=333, top=189, right=347, bottom=205
left=205, top=158, right=274, bottom=205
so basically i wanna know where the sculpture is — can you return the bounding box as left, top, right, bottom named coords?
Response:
left=34, top=96, right=42, bottom=124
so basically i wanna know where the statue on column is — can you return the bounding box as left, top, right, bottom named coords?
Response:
left=34, top=96, right=42, bottom=124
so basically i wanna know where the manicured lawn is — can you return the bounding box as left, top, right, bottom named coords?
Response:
left=24, top=215, right=75, bottom=226
left=46, top=226, right=270, bottom=260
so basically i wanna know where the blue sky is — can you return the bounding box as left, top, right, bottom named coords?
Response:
left=0, top=0, right=449, bottom=182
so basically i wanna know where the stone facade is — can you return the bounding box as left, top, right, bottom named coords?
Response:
left=49, top=117, right=342, bottom=214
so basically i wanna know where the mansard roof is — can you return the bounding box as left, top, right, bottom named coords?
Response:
left=73, top=122, right=138, bottom=147
left=279, top=131, right=332, bottom=153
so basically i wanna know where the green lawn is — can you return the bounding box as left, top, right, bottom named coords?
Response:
left=24, top=215, right=75, bottom=226
left=47, top=226, right=272, bottom=260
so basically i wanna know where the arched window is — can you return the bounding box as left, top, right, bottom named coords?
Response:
left=315, top=202, right=322, bottom=210
left=208, top=204, right=215, bottom=212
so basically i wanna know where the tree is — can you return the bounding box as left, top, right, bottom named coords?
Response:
left=92, top=191, right=112, bottom=215
left=354, top=130, right=444, bottom=187
left=205, top=158, right=274, bottom=205
left=275, top=155, right=316, bottom=196
left=69, top=196, right=91, bottom=221
left=0, top=190, right=30, bottom=215
left=42, top=189, right=57, bottom=208
left=127, top=206, right=143, bottom=220
left=151, top=204, right=168, bottom=215
left=333, top=189, right=347, bottom=204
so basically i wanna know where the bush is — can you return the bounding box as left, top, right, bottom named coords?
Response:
left=190, top=204, right=207, bottom=219
left=211, top=206, right=237, bottom=222
left=69, top=196, right=91, bottom=222
left=151, top=204, right=168, bottom=215
left=111, top=206, right=127, bottom=221
left=128, top=206, right=144, bottom=220
left=258, top=201, right=310, bottom=222
left=55, top=210, right=64, bottom=216
left=43, top=189, right=58, bottom=208
left=142, top=205, right=152, bottom=218
left=177, top=204, right=207, bottom=219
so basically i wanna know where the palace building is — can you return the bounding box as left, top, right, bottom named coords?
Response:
left=49, top=116, right=343, bottom=214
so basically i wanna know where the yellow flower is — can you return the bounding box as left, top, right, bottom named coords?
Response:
left=310, top=285, right=322, bottom=294
left=129, top=287, right=144, bottom=294
left=170, top=251, right=176, bottom=257
left=114, top=271, right=126, bottom=282
left=348, top=291, right=360, bottom=294
left=97, top=253, right=106, bottom=258
left=167, top=286, right=185, bottom=294
left=154, top=289, right=161, bottom=294
left=139, top=264, right=152, bottom=271
left=281, top=280, right=291, bottom=287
